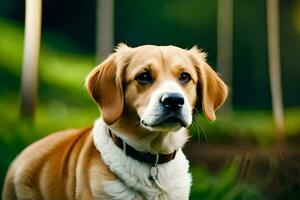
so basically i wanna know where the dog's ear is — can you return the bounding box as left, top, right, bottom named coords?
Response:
left=85, top=54, right=124, bottom=125
left=189, top=47, right=228, bottom=121
left=86, top=43, right=133, bottom=125
left=198, top=62, right=228, bottom=121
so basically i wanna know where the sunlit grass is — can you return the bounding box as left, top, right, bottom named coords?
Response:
left=0, top=20, right=24, bottom=74
left=0, top=19, right=95, bottom=95
left=190, top=109, right=300, bottom=145
left=190, top=164, right=263, bottom=200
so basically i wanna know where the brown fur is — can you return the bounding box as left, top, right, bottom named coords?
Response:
left=2, top=128, right=117, bottom=200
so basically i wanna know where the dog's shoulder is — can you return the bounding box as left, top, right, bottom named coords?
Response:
left=15, top=127, right=93, bottom=165
left=5, top=127, right=111, bottom=199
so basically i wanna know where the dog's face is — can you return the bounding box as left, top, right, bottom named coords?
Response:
left=86, top=44, right=227, bottom=148
left=123, top=45, right=198, bottom=132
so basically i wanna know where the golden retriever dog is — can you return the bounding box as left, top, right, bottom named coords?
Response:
left=2, top=44, right=228, bottom=200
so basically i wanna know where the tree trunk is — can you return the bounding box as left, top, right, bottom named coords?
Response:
left=217, top=0, right=233, bottom=115
left=20, top=0, right=42, bottom=118
left=96, top=0, right=114, bottom=62
left=266, top=0, right=285, bottom=140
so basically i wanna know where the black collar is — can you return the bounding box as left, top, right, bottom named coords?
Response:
left=109, top=130, right=177, bottom=166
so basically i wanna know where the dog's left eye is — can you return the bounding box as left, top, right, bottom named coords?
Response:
left=135, top=71, right=153, bottom=85
left=179, top=72, right=192, bottom=84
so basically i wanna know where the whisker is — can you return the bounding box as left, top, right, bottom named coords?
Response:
left=196, top=120, right=208, bottom=143
left=191, top=122, right=201, bottom=143
left=192, top=108, right=209, bottom=144
left=198, top=116, right=209, bottom=142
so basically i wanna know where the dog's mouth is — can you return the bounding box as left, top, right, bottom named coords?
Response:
left=141, top=115, right=187, bottom=129
left=162, top=116, right=186, bottom=127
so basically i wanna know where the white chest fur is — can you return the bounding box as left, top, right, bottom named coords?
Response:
left=92, top=119, right=192, bottom=200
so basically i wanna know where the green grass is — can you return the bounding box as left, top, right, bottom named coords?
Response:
left=190, top=164, right=263, bottom=200
left=190, top=109, right=300, bottom=145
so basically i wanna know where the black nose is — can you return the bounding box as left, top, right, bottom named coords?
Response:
left=160, top=93, right=184, bottom=111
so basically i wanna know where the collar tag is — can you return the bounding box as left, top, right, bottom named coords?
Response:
left=150, top=154, right=159, bottom=180
left=150, top=166, right=159, bottom=181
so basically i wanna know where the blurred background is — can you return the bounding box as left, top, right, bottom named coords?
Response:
left=0, top=0, right=299, bottom=199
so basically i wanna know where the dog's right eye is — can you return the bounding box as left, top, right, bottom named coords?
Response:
left=135, top=72, right=153, bottom=85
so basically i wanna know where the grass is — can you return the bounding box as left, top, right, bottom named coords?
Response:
left=190, top=109, right=300, bottom=145
left=190, top=164, right=263, bottom=200
left=0, top=19, right=299, bottom=199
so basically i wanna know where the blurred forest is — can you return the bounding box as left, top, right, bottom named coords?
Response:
left=0, top=0, right=299, bottom=199
left=1, top=0, right=300, bottom=108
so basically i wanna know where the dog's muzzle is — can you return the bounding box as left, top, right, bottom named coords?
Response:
left=141, top=92, right=190, bottom=129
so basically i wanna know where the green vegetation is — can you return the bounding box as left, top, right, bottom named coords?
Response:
left=190, top=109, right=300, bottom=145
left=190, top=164, right=263, bottom=200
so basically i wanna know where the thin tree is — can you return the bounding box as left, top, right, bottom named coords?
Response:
left=266, top=0, right=285, bottom=140
left=217, top=0, right=233, bottom=114
left=20, top=0, right=42, bottom=118
left=96, top=0, right=114, bottom=62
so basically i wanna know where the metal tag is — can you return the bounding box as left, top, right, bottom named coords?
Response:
left=150, top=166, right=159, bottom=180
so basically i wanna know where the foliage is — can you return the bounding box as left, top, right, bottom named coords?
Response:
left=190, top=164, right=263, bottom=200
left=190, top=109, right=300, bottom=145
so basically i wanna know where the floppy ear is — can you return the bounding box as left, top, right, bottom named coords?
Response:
left=189, top=47, right=228, bottom=121
left=85, top=54, right=123, bottom=125
left=198, top=62, right=228, bottom=121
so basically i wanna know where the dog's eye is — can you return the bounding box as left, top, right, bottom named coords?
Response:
left=179, top=72, right=191, bottom=84
left=135, top=72, right=153, bottom=84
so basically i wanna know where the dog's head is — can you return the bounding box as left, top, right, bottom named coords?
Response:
left=86, top=44, right=227, bottom=152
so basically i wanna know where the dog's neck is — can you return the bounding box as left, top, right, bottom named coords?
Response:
left=92, top=119, right=192, bottom=199
left=108, top=129, right=177, bottom=166
left=109, top=120, right=190, bottom=155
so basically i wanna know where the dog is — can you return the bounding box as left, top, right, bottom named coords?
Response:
left=2, top=44, right=228, bottom=200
